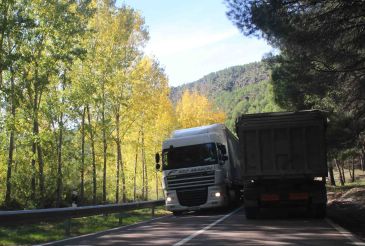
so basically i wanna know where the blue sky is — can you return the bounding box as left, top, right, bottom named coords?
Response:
left=120, top=0, right=273, bottom=87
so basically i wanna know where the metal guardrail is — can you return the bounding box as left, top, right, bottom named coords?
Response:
left=0, top=199, right=165, bottom=226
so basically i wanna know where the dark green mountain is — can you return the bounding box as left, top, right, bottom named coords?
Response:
left=170, top=61, right=282, bottom=130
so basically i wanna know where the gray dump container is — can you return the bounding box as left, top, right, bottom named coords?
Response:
left=236, top=110, right=327, bottom=179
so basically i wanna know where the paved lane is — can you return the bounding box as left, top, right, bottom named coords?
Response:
left=44, top=207, right=364, bottom=246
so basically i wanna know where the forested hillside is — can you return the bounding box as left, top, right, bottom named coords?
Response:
left=170, top=62, right=282, bottom=130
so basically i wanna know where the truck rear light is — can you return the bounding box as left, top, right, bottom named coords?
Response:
left=261, top=194, right=279, bottom=201
left=289, top=192, right=309, bottom=200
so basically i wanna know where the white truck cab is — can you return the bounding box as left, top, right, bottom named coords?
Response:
left=156, top=124, right=241, bottom=215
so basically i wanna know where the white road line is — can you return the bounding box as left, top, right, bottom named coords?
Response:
left=173, top=207, right=242, bottom=246
left=325, top=218, right=365, bottom=245
left=36, top=215, right=172, bottom=246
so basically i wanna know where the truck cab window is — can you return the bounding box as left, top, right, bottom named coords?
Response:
left=162, top=143, right=218, bottom=170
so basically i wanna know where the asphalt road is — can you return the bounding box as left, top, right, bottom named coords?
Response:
left=41, top=207, right=364, bottom=246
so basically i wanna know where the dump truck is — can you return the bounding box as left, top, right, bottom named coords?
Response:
left=235, top=110, right=327, bottom=219
left=155, top=124, right=242, bottom=215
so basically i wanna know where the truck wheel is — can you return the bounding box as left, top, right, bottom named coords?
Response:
left=313, top=204, right=326, bottom=219
left=173, top=211, right=183, bottom=216
left=244, top=206, right=259, bottom=219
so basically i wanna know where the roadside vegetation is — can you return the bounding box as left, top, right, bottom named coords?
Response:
left=0, top=206, right=170, bottom=245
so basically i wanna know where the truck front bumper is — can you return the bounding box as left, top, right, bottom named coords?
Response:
left=165, top=186, right=227, bottom=212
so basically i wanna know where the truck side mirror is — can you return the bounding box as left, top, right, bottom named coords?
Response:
left=155, top=153, right=160, bottom=164
left=155, top=153, right=161, bottom=170
left=219, top=145, right=227, bottom=155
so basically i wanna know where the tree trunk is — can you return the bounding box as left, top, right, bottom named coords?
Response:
left=5, top=67, right=16, bottom=206
left=36, top=117, right=45, bottom=207
left=56, top=78, right=66, bottom=207
left=56, top=112, right=63, bottom=207
left=102, top=110, right=107, bottom=204
left=31, top=137, right=36, bottom=201
left=32, top=87, right=45, bottom=207
left=155, top=170, right=159, bottom=200
left=328, top=160, right=336, bottom=186
left=121, top=146, right=126, bottom=203
left=141, top=127, right=148, bottom=200
left=80, top=106, right=86, bottom=205
left=133, top=131, right=140, bottom=201
left=361, top=151, right=365, bottom=171
left=351, top=157, right=355, bottom=183
left=115, top=142, right=120, bottom=203
left=87, top=105, right=97, bottom=204
left=340, top=161, right=346, bottom=183
left=115, top=112, right=120, bottom=203
left=115, top=111, right=126, bottom=203
left=335, top=159, right=344, bottom=186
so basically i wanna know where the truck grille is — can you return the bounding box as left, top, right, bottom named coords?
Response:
left=177, top=188, right=208, bottom=206
left=166, top=171, right=215, bottom=189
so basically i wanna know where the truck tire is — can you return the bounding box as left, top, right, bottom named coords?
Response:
left=313, top=204, right=326, bottom=219
left=244, top=206, right=259, bottom=219
left=173, top=211, right=183, bottom=216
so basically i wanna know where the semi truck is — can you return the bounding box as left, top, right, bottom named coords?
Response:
left=235, top=110, right=328, bottom=219
left=155, top=124, right=242, bottom=215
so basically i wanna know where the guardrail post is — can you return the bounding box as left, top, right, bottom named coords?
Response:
left=65, top=218, right=71, bottom=236
left=151, top=204, right=155, bottom=218
left=118, top=213, right=123, bottom=225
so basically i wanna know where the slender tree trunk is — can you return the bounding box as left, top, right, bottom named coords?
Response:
left=351, top=157, right=355, bottom=182
left=335, top=159, right=344, bottom=186
left=87, top=105, right=97, bottom=204
left=141, top=127, right=148, bottom=200
left=56, top=78, right=66, bottom=207
left=32, top=86, right=45, bottom=206
left=115, top=112, right=120, bottom=203
left=155, top=171, right=159, bottom=200
left=121, top=145, right=126, bottom=203
left=339, top=161, right=346, bottom=183
left=133, top=131, right=140, bottom=201
left=102, top=110, right=107, bottom=203
left=31, top=137, right=36, bottom=201
left=328, top=160, right=336, bottom=186
left=56, top=112, right=63, bottom=207
left=361, top=151, right=365, bottom=171
left=5, top=67, right=16, bottom=206
left=80, top=106, right=86, bottom=205
left=115, top=142, right=120, bottom=203
left=115, top=110, right=126, bottom=203
left=36, top=116, right=45, bottom=207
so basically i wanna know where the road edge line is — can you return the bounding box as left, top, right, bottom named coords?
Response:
left=325, top=218, right=365, bottom=245
left=35, top=215, right=172, bottom=246
left=173, top=206, right=242, bottom=246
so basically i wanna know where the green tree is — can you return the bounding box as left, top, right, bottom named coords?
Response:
left=226, top=0, right=365, bottom=148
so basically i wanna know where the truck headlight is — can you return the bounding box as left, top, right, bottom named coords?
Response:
left=215, top=192, right=221, bottom=197
left=166, top=197, right=172, bottom=202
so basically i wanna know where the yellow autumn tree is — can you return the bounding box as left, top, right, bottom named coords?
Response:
left=176, top=90, right=226, bottom=128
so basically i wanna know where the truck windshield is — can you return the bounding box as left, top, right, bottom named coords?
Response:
left=162, top=143, right=218, bottom=170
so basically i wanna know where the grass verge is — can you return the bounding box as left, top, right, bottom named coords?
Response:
left=0, top=206, right=170, bottom=245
